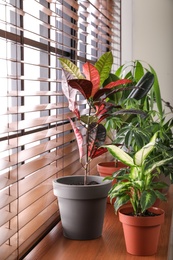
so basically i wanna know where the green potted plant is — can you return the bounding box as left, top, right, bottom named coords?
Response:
left=52, top=52, right=144, bottom=240
left=111, top=60, right=173, bottom=189
left=97, top=61, right=156, bottom=182
left=102, top=132, right=173, bottom=255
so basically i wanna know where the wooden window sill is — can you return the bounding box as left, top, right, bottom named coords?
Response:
left=24, top=185, right=173, bottom=260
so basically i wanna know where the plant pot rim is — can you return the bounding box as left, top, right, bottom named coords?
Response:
left=119, top=206, right=165, bottom=226
left=53, top=175, right=112, bottom=200
left=97, top=161, right=126, bottom=168
left=53, top=175, right=111, bottom=187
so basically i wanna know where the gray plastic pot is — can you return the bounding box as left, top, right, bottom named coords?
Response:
left=53, top=175, right=112, bottom=240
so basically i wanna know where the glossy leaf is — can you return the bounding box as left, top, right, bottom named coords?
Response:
left=68, top=79, right=93, bottom=99
left=149, top=65, right=163, bottom=116
left=103, top=79, right=132, bottom=89
left=114, top=64, right=125, bottom=78
left=140, top=190, right=156, bottom=213
left=134, top=132, right=157, bottom=166
left=59, top=58, right=84, bottom=79
left=102, top=144, right=134, bottom=166
left=95, top=51, right=113, bottom=85
left=114, top=194, right=130, bottom=213
left=88, top=123, right=107, bottom=158
left=128, top=72, right=154, bottom=100
left=134, top=60, right=144, bottom=82
left=145, top=157, right=173, bottom=176
left=93, top=79, right=131, bottom=100
left=91, top=147, right=108, bottom=159
left=104, top=73, right=122, bottom=103
left=83, top=62, right=100, bottom=97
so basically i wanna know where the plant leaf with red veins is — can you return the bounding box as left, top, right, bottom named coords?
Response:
left=69, top=118, right=83, bottom=160
left=91, top=147, right=108, bottom=159
left=73, top=108, right=80, bottom=119
left=68, top=79, right=92, bottom=99
left=93, top=85, right=134, bottom=101
left=88, top=123, right=106, bottom=158
left=104, top=79, right=131, bottom=89
left=94, top=102, right=106, bottom=116
left=83, top=62, right=100, bottom=97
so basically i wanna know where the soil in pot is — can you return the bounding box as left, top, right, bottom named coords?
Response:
left=118, top=206, right=165, bottom=256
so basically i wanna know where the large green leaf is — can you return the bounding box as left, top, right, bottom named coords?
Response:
left=59, top=58, right=84, bottom=79
left=153, top=189, right=167, bottom=201
left=114, top=194, right=130, bottom=213
left=134, top=60, right=144, bottom=82
left=145, top=156, right=173, bottom=175
left=128, top=71, right=154, bottom=100
left=134, top=132, right=157, bottom=166
left=102, top=144, right=134, bottom=166
left=149, top=65, right=163, bottom=116
left=140, top=190, right=156, bottom=213
left=95, top=51, right=113, bottom=86
left=115, top=64, right=125, bottom=78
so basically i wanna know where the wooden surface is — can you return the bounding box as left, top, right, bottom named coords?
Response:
left=25, top=185, right=173, bottom=260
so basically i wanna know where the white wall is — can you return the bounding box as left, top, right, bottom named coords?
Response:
left=122, top=0, right=173, bottom=113
left=121, top=0, right=133, bottom=63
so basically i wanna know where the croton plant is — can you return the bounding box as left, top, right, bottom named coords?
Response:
left=59, top=52, right=151, bottom=184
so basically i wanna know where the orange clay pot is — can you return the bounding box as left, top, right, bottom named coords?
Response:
left=97, top=161, right=127, bottom=180
left=97, top=161, right=127, bottom=203
left=118, top=206, right=165, bottom=256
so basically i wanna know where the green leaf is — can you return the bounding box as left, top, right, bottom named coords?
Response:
left=153, top=190, right=167, bottom=201
left=113, top=194, right=130, bottom=214
left=134, top=60, right=144, bottom=82
left=124, top=130, right=132, bottom=148
left=140, top=190, right=156, bottom=213
left=115, top=64, right=125, bottom=77
left=128, top=71, right=154, bottom=100
left=134, top=132, right=144, bottom=149
left=145, top=156, right=173, bottom=175
left=134, top=132, right=157, bottom=166
left=102, top=145, right=134, bottom=166
left=95, top=51, right=113, bottom=86
left=149, top=65, right=163, bottom=116
left=59, top=58, right=84, bottom=79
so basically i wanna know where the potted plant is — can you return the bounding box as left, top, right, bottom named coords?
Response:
left=97, top=61, right=156, bottom=182
left=52, top=52, right=144, bottom=240
left=111, top=60, right=173, bottom=190
left=102, top=132, right=173, bottom=255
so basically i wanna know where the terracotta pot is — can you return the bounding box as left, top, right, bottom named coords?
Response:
left=97, top=161, right=126, bottom=180
left=97, top=161, right=127, bottom=203
left=119, top=206, right=165, bottom=256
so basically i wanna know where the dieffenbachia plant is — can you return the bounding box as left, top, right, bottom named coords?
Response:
left=102, top=132, right=173, bottom=215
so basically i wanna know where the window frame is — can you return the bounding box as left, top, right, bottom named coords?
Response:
left=0, top=1, right=121, bottom=259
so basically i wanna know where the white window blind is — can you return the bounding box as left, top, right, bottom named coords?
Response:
left=0, top=0, right=121, bottom=259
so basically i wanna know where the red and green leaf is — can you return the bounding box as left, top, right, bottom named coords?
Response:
left=68, top=79, right=93, bottom=99
left=87, top=123, right=107, bottom=158
left=83, top=62, right=100, bottom=97
left=69, top=118, right=83, bottom=160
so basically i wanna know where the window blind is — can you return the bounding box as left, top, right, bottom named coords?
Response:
left=0, top=0, right=121, bottom=259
